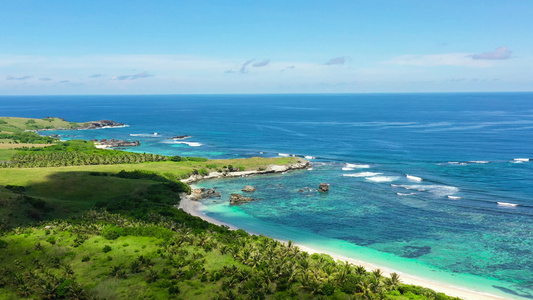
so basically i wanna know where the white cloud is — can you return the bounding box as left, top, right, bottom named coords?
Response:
left=325, top=57, right=347, bottom=65
left=111, top=71, right=154, bottom=81
left=6, top=75, right=32, bottom=80
left=472, top=47, right=511, bottom=60
left=239, top=59, right=255, bottom=73
left=385, top=53, right=493, bottom=67
left=252, top=59, right=270, bottom=67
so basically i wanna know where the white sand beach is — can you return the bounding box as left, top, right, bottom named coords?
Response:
left=179, top=195, right=506, bottom=300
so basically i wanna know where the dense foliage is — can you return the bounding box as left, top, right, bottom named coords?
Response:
left=0, top=131, right=56, bottom=144
left=0, top=210, right=459, bottom=300
left=1, top=140, right=167, bottom=168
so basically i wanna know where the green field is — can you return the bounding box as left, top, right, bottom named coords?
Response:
left=0, top=116, right=81, bottom=132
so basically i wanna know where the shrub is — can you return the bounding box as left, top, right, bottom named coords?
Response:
left=46, top=236, right=56, bottom=245
left=4, top=185, right=26, bottom=193
left=185, top=157, right=208, bottom=162
left=238, top=166, right=245, bottom=171
left=320, top=282, right=335, bottom=295
left=102, top=245, right=112, bottom=253
left=198, top=168, right=209, bottom=176
left=102, top=226, right=124, bottom=240
left=0, top=239, right=7, bottom=249
left=81, top=256, right=90, bottom=262
left=170, top=156, right=182, bottom=162
left=168, top=285, right=180, bottom=295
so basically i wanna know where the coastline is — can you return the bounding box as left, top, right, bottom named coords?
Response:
left=178, top=187, right=506, bottom=300
left=180, top=158, right=310, bottom=184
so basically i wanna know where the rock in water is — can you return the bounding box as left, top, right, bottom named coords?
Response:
left=190, top=188, right=221, bottom=200
left=318, top=183, right=329, bottom=192
left=242, top=185, right=256, bottom=192
left=230, top=193, right=258, bottom=205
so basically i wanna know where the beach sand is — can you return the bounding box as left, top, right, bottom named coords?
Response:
left=179, top=195, right=505, bottom=300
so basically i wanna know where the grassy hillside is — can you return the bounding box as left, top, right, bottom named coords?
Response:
left=0, top=140, right=458, bottom=299
left=0, top=153, right=300, bottom=229
left=0, top=117, right=81, bottom=133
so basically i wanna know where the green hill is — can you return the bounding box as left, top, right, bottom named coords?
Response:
left=0, top=140, right=459, bottom=299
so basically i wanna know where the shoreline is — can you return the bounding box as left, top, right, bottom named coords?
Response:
left=180, top=158, right=310, bottom=184
left=179, top=189, right=506, bottom=300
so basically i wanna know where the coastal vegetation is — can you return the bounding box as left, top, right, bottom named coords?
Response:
left=0, top=117, right=460, bottom=299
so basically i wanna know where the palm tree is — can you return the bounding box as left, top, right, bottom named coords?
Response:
left=355, top=265, right=367, bottom=275
left=385, top=272, right=401, bottom=290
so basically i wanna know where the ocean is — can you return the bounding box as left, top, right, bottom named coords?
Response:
left=2, top=93, right=532, bottom=299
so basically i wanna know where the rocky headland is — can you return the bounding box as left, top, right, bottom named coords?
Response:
left=91, top=138, right=140, bottom=148
left=80, top=120, right=127, bottom=130
left=181, top=158, right=310, bottom=184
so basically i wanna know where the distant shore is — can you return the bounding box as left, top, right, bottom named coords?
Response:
left=179, top=184, right=505, bottom=300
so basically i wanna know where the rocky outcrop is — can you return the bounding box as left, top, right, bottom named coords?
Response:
left=81, top=120, right=126, bottom=129
left=168, top=135, right=191, bottom=140
left=242, top=185, right=256, bottom=192
left=181, top=158, right=310, bottom=184
left=189, top=188, right=221, bottom=200
left=91, top=139, right=140, bottom=147
left=318, top=183, right=329, bottom=192
left=230, top=193, right=259, bottom=205
left=34, top=119, right=128, bottom=132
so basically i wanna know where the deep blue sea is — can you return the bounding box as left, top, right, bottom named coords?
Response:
left=2, top=93, right=532, bottom=299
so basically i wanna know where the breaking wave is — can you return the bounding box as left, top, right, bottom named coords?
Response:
left=406, top=174, right=423, bottom=182
left=174, top=141, right=202, bottom=147
left=393, top=184, right=459, bottom=197
left=130, top=133, right=160, bottom=137
left=365, top=176, right=399, bottom=183
left=343, top=172, right=382, bottom=177
left=346, top=163, right=370, bottom=169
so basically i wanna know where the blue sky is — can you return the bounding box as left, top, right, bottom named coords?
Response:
left=1, top=0, right=532, bottom=94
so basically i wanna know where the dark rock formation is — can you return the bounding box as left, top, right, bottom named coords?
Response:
left=91, top=139, right=140, bottom=147
left=318, top=183, right=329, bottom=192
left=168, top=135, right=191, bottom=140
left=230, top=193, right=259, bottom=205
left=190, top=188, right=221, bottom=200
left=242, top=185, right=256, bottom=192
left=82, top=120, right=125, bottom=129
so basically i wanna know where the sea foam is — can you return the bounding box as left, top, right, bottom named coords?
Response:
left=174, top=141, right=202, bottom=147
left=278, top=153, right=290, bottom=157
left=395, top=184, right=459, bottom=197
left=130, top=133, right=161, bottom=137
left=497, top=202, right=518, bottom=207
left=406, top=174, right=423, bottom=182
left=365, top=176, right=399, bottom=183
left=343, top=172, right=382, bottom=177
left=346, top=163, right=370, bottom=169
left=514, top=158, right=529, bottom=162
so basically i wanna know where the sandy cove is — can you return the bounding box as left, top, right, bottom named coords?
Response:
left=178, top=163, right=505, bottom=300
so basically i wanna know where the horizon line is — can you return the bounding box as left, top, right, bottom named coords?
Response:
left=1, top=91, right=533, bottom=97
